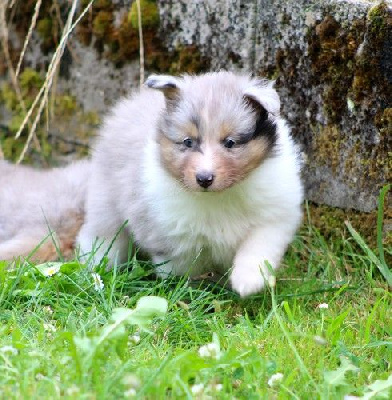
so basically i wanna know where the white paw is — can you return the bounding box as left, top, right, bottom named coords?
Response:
left=230, top=257, right=272, bottom=297
left=153, top=258, right=174, bottom=279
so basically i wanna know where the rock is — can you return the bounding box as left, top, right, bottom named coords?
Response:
left=158, top=0, right=391, bottom=212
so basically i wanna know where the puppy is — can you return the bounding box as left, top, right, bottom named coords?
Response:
left=77, top=72, right=303, bottom=297
left=0, top=160, right=90, bottom=262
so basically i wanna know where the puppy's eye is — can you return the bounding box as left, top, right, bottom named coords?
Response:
left=183, top=137, right=193, bottom=148
left=223, top=138, right=236, bottom=149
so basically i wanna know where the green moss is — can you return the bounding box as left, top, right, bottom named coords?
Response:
left=1, top=83, right=19, bottom=110
left=307, top=16, right=364, bottom=122
left=351, top=2, right=391, bottom=103
left=306, top=4, right=390, bottom=126
left=6, top=1, right=65, bottom=56
left=54, top=95, right=77, bottom=116
left=299, top=3, right=391, bottom=202
left=83, top=111, right=101, bottom=126
left=129, top=0, right=159, bottom=29
left=312, top=124, right=342, bottom=174
left=374, top=108, right=392, bottom=136
left=92, top=11, right=113, bottom=38
left=20, top=68, right=44, bottom=91
left=149, top=45, right=210, bottom=75
left=0, top=68, right=96, bottom=163
left=2, top=137, right=23, bottom=160
left=307, top=202, right=391, bottom=249
left=36, top=18, right=53, bottom=40
left=75, top=0, right=209, bottom=71
left=367, top=1, right=389, bottom=29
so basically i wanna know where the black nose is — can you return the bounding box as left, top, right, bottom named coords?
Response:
left=196, top=172, right=214, bottom=188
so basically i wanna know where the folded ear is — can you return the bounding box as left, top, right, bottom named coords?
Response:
left=243, top=80, right=280, bottom=116
left=145, top=75, right=181, bottom=102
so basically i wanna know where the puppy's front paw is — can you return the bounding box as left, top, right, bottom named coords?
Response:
left=230, top=257, right=271, bottom=297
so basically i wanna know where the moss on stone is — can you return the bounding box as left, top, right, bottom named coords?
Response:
left=54, top=95, right=77, bottom=117
left=0, top=68, right=94, bottom=163
left=76, top=0, right=209, bottom=72
left=1, top=0, right=209, bottom=76
left=294, top=2, right=391, bottom=208
left=7, top=1, right=64, bottom=56
left=374, top=107, right=392, bottom=136
left=36, top=18, right=53, bottom=40
left=307, top=15, right=365, bottom=123
left=128, top=0, right=159, bottom=29
left=149, top=45, right=210, bottom=75
left=92, top=11, right=113, bottom=38
left=307, top=201, right=391, bottom=249
left=306, top=2, right=391, bottom=126
left=20, top=68, right=44, bottom=92
left=312, top=124, right=342, bottom=174
left=351, top=2, right=391, bottom=104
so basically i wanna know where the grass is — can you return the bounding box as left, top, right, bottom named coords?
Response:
left=0, top=195, right=391, bottom=399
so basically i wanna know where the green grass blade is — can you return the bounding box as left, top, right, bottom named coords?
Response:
left=345, top=221, right=392, bottom=287
left=377, top=184, right=390, bottom=269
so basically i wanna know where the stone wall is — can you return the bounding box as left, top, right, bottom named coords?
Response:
left=158, top=0, right=391, bottom=212
left=0, top=0, right=390, bottom=211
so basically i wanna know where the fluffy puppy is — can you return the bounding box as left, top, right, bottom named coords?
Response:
left=78, top=72, right=303, bottom=297
left=0, top=160, right=90, bottom=262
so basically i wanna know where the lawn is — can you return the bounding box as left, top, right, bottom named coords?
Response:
left=0, top=196, right=390, bottom=399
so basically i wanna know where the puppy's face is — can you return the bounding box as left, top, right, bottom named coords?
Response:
left=146, top=73, right=280, bottom=192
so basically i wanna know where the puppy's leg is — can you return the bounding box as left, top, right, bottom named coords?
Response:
left=230, top=222, right=298, bottom=297
left=77, top=217, right=130, bottom=267
left=77, top=189, right=130, bottom=268
left=152, top=254, right=175, bottom=278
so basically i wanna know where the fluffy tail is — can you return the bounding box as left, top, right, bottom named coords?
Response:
left=0, top=211, right=84, bottom=262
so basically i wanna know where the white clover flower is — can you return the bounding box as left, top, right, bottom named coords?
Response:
left=59, top=356, right=73, bottom=365
left=66, top=385, right=80, bottom=396
left=198, top=342, right=221, bottom=359
left=0, top=345, right=18, bottom=355
left=43, top=323, right=56, bottom=333
left=314, top=335, right=328, bottom=345
left=122, top=373, right=141, bottom=395
left=191, top=383, right=204, bottom=395
left=213, top=383, right=223, bottom=392
left=268, top=372, right=284, bottom=387
left=43, top=264, right=61, bottom=277
left=91, top=272, right=104, bottom=291
left=43, top=306, right=53, bottom=314
left=318, top=303, right=329, bottom=309
left=122, top=374, right=140, bottom=386
left=124, top=388, right=137, bottom=398
left=129, top=333, right=140, bottom=344
left=46, top=267, right=58, bottom=276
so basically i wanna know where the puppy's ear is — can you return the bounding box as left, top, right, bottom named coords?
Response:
left=243, top=80, right=280, bottom=116
left=145, top=75, right=181, bottom=105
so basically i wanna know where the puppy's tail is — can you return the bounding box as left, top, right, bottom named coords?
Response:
left=0, top=210, right=84, bottom=263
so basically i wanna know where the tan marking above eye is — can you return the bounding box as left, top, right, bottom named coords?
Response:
left=181, top=120, right=199, bottom=140
left=218, top=122, right=235, bottom=140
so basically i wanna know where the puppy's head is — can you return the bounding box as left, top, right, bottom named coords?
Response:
left=145, top=72, right=280, bottom=192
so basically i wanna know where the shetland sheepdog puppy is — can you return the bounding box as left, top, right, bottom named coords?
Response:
left=78, top=72, right=303, bottom=297
left=0, top=160, right=90, bottom=262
